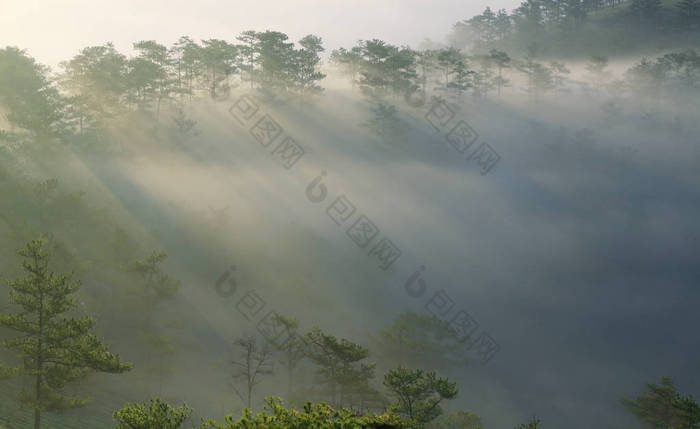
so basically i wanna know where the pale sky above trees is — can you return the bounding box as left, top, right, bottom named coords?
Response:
left=1, top=0, right=519, bottom=68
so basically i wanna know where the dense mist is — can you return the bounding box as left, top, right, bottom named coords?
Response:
left=1, top=1, right=699, bottom=429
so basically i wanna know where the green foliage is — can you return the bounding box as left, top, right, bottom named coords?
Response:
left=171, top=107, right=199, bottom=138
left=292, top=34, right=326, bottom=101
left=515, top=48, right=555, bottom=102
left=199, top=39, right=238, bottom=100
left=250, top=31, right=296, bottom=93
left=335, top=39, right=417, bottom=98
left=489, top=49, right=512, bottom=96
left=622, top=376, right=700, bottom=429
left=374, top=311, right=469, bottom=372
left=383, top=366, right=458, bottom=426
left=585, top=55, right=609, bottom=77
left=304, top=328, right=376, bottom=409
left=0, top=236, right=132, bottom=428
left=113, top=398, right=192, bottom=429
left=364, top=103, right=401, bottom=141
left=448, top=0, right=698, bottom=57
left=626, top=50, right=700, bottom=101
left=170, top=35, right=201, bottom=103
left=470, top=54, right=496, bottom=98
left=128, top=40, right=175, bottom=117
left=4, top=22, right=700, bottom=429
left=435, top=48, right=473, bottom=99
left=265, top=314, right=306, bottom=402
left=329, top=46, right=363, bottom=89
left=515, top=416, right=541, bottom=429
left=199, top=397, right=410, bottom=429
left=124, top=250, right=181, bottom=393
left=673, top=395, right=700, bottom=429
left=0, top=47, right=67, bottom=140
left=60, top=43, right=129, bottom=123
left=125, top=250, right=181, bottom=304
left=452, top=7, right=511, bottom=51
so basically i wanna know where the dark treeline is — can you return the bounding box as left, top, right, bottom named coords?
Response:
left=2, top=26, right=700, bottom=151
left=450, top=0, right=700, bottom=56
left=0, top=31, right=325, bottom=149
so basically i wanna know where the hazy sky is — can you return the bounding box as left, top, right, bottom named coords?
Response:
left=1, top=0, right=519, bottom=69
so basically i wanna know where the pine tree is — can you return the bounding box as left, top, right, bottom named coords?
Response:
left=673, top=394, right=700, bottom=429
left=383, top=366, right=458, bottom=426
left=0, top=47, right=67, bottom=140
left=132, top=40, right=174, bottom=120
left=549, top=61, right=571, bottom=92
left=489, top=49, right=512, bottom=97
left=364, top=102, right=401, bottom=141
left=170, top=36, right=201, bottom=105
left=373, top=311, right=469, bottom=372
left=622, top=376, right=686, bottom=429
left=329, top=46, right=363, bottom=90
left=435, top=48, right=473, bottom=101
left=0, top=236, right=132, bottom=429
left=198, top=39, right=238, bottom=100
left=125, top=250, right=181, bottom=395
left=304, top=328, right=376, bottom=409
left=264, top=314, right=306, bottom=402
left=293, top=34, right=327, bottom=104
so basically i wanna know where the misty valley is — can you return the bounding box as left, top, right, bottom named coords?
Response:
left=1, top=0, right=699, bottom=428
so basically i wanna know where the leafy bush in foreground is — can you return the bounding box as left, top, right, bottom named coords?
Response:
left=114, top=398, right=192, bottom=429
left=198, top=397, right=411, bottom=429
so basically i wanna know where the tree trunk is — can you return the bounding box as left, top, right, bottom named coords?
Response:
left=34, top=405, right=41, bottom=429
left=35, top=288, right=44, bottom=429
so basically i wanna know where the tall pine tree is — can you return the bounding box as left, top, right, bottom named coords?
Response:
left=621, top=376, right=700, bottom=429
left=0, top=236, right=132, bottom=429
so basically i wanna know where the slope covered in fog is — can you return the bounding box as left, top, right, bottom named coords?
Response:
left=2, top=77, right=699, bottom=427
